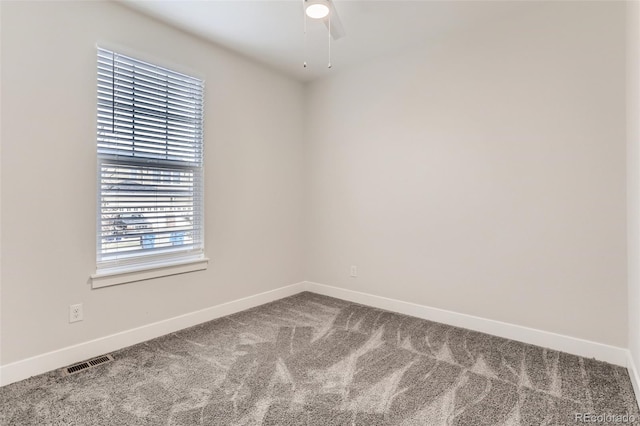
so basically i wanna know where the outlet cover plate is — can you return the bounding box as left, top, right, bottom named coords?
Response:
left=69, top=304, right=83, bottom=323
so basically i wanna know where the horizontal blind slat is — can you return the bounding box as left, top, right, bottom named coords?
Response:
left=98, top=120, right=201, bottom=138
left=98, top=137, right=199, bottom=155
left=97, top=80, right=202, bottom=107
left=97, top=110, right=202, bottom=131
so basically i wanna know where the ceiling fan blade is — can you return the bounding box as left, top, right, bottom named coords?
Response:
left=323, top=1, right=345, bottom=40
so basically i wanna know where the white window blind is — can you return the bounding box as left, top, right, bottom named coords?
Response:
left=96, top=47, right=205, bottom=272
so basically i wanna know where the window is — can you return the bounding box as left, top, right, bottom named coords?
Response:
left=93, top=47, right=206, bottom=286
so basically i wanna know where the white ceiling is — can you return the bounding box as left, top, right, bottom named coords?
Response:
left=120, top=1, right=526, bottom=82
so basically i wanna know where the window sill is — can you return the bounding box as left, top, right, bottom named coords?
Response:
left=90, top=257, right=209, bottom=289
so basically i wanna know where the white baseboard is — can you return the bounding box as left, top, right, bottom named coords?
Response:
left=0, top=282, right=305, bottom=387
left=629, top=352, right=640, bottom=406
left=1, top=280, right=633, bottom=392
left=303, top=281, right=629, bottom=367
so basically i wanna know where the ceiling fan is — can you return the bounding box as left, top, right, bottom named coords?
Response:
left=304, top=0, right=345, bottom=40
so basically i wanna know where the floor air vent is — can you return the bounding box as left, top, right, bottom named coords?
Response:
left=61, top=354, right=114, bottom=377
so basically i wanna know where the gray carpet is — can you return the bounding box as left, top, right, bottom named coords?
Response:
left=1, top=292, right=638, bottom=425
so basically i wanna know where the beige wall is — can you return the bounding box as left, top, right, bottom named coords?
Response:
left=628, top=0, right=640, bottom=372
left=305, top=1, right=628, bottom=346
left=0, top=1, right=306, bottom=364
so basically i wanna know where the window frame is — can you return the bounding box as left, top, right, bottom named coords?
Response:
left=91, top=47, right=207, bottom=288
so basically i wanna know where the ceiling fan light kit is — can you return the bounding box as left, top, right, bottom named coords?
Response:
left=303, top=0, right=342, bottom=69
left=305, top=0, right=330, bottom=19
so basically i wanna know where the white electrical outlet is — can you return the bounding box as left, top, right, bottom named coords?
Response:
left=69, top=303, right=83, bottom=323
left=350, top=265, right=357, bottom=277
